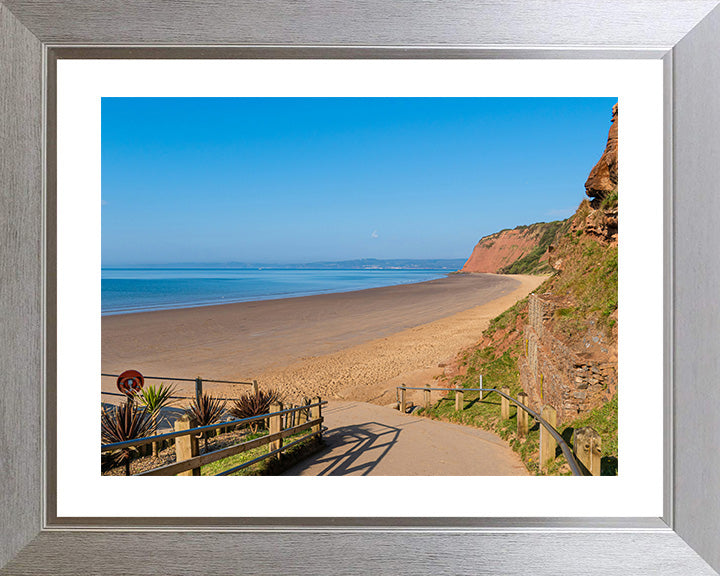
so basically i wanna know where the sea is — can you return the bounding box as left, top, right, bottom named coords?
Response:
left=101, top=268, right=450, bottom=316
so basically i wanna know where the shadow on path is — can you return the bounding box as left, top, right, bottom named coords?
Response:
left=285, top=421, right=400, bottom=476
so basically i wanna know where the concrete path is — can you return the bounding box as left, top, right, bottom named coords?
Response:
left=282, top=401, right=529, bottom=476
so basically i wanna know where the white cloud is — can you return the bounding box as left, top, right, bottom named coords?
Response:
left=371, top=230, right=379, bottom=239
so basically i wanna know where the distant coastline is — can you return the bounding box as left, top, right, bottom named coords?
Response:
left=102, top=258, right=467, bottom=271
left=101, top=267, right=453, bottom=316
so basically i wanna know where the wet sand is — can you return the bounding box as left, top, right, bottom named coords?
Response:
left=102, top=273, right=545, bottom=403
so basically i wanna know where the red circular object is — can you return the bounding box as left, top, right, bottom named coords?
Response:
left=117, top=370, right=144, bottom=396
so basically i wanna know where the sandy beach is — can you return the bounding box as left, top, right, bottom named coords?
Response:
left=102, top=273, right=545, bottom=404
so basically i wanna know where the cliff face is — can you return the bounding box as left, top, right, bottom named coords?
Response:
left=460, top=221, right=563, bottom=274
left=584, top=103, right=618, bottom=203
left=443, top=103, right=619, bottom=425
left=519, top=105, right=619, bottom=422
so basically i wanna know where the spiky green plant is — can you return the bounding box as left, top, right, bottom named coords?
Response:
left=228, top=389, right=283, bottom=433
left=137, top=383, right=177, bottom=456
left=186, top=393, right=227, bottom=451
left=101, top=403, right=154, bottom=476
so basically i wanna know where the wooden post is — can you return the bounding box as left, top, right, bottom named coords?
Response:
left=298, top=398, right=308, bottom=425
left=269, top=402, right=283, bottom=458
left=455, top=388, right=464, bottom=411
left=516, top=392, right=529, bottom=437
left=478, top=375, right=484, bottom=401
left=151, top=412, right=160, bottom=457
left=424, top=384, right=431, bottom=410
left=500, top=386, right=510, bottom=420
left=174, top=415, right=200, bottom=476
left=252, top=379, right=259, bottom=396
left=539, top=405, right=558, bottom=471
left=399, top=387, right=406, bottom=413
left=194, top=377, right=203, bottom=405
left=573, top=427, right=602, bottom=476
left=310, top=396, right=322, bottom=437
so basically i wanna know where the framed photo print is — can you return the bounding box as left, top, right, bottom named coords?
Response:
left=2, top=1, right=720, bottom=574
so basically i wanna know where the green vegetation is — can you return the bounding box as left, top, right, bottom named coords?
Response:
left=548, top=235, right=618, bottom=339
left=101, top=403, right=154, bottom=476
left=417, top=345, right=543, bottom=472
left=229, top=389, right=284, bottom=433
left=600, top=189, right=618, bottom=210
left=137, top=382, right=178, bottom=456
left=565, top=394, right=618, bottom=475
left=186, top=393, right=228, bottom=452
left=200, top=430, right=322, bottom=476
left=137, top=383, right=177, bottom=420
left=417, top=282, right=618, bottom=475
left=417, top=343, right=618, bottom=475
left=483, top=297, right=527, bottom=337
left=498, top=220, right=565, bottom=275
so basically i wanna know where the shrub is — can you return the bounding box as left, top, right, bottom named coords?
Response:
left=186, top=393, right=227, bottom=451
left=137, top=382, right=177, bottom=418
left=229, top=389, right=284, bottom=433
left=137, top=382, right=177, bottom=455
left=101, top=403, right=154, bottom=475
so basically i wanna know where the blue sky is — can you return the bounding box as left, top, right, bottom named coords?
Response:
left=102, top=97, right=617, bottom=266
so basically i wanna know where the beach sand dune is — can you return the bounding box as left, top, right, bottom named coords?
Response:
left=102, top=273, right=544, bottom=403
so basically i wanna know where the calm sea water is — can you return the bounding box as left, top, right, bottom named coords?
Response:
left=101, top=268, right=449, bottom=315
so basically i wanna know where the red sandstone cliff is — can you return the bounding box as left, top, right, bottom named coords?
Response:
left=459, top=221, right=562, bottom=274
left=584, top=103, right=618, bottom=204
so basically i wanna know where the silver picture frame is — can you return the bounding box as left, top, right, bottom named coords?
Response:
left=2, top=1, right=720, bottom=573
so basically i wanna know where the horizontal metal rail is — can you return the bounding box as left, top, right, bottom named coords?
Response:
left=101, top=401, right=327, bottom=453
left=100, top=390, right=245, bottom=402
left=137, top=419, right=322, bottom=476
left=397, top=386, right=583, bottom=476
left=101, top=373, right=255, bottom=386
left=215, top=430, right=322, bottom=476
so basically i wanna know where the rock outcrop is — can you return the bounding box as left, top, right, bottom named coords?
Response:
left=584, top=103, right=618, bottom=204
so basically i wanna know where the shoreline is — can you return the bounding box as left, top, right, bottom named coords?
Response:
left=101, top=269, right=452, bottom=316
left=102, top=273, right=545, bottom=402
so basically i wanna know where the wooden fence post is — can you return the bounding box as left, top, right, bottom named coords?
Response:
left=269, top=402, right=283, bottom=458
left=252, top=379, right=259, bottom=396
left=174, top=415, right=200, bottom=476
left=194, top=377, right=203, bottom=405
left=298, top=398, right=308, bottom=425
left=573, top=427, right=602, bottom=476
left=424, top=383, right=431, bottom=410
left=399, top=387, right=406, bottom=413
left=500, top=386, right=510, bottom=420
left=455, top=388, right=464, bottom=411
left=478, top=375, right=484, bottom=401
left=310, top=396, right=322, bottom=437
left=517, top=391, right=529, bottom=437
left=539, top=405, right=558, bottom=471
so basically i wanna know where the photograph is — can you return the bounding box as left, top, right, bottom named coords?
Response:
left=100, top=96, right=619, bottom=478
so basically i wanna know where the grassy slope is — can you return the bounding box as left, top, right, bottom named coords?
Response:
left=498, top=220, right=566, bottom=275
left=419, top=199, right=619, bottom=475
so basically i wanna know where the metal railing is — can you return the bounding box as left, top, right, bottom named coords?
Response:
left=101, top=373, right=256, bottom=385
left=101, top=373, right=257, bottom=404
left=102, top=400, right=327, bottom=476
left=396, top=385, right=584, bottom=476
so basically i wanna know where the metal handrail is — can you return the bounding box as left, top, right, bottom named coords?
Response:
left=100, top=390, right=246, bottom=402
left=101, top=400, right=327, bottom=452
left=215, top=429, right=323, bottom=476
left=397, top=385, right=583, bottom=476
left=101, top=373, right=255, bottom=386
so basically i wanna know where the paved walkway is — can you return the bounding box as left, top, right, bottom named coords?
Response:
left=282, top=401, right=528, bottom=476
